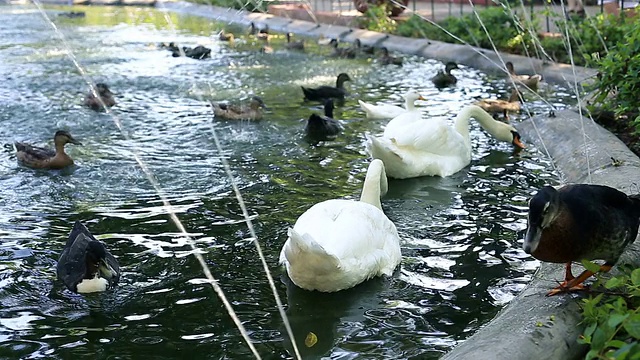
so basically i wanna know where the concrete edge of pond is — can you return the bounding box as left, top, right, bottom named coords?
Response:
left=155, top=3, right=638, bottom=359
left=156, top=1, right=597, bottom=87
left=442, top=110, right=640, bottom=360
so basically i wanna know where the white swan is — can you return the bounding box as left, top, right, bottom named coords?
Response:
left=279, top=159, right=402, bottom=292
left=358, top=90, right=425, bottom=120
left=365, top=105, right=525, bottom=179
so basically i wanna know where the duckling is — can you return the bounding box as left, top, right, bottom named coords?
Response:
left=475, top=88, right=521, bottom=121
left=285, top=32, right=304, bottom=51
left=84, top=83, right=116, bottom=111
left=378, top=47, right=403, bottom=66
left=211, top=96, right=268, bottom=121
left=305, top=99, right=343, bottom=143
left=14, top=130, right=82, bottom=170
left=431, top=61, right=459, bottom=88
left=301, top=73, right=351, bottom=101
left=57, top=221, right=120, bottom=293
left=329, top=39, right=356, bottom=59
left=354, top=39, right=375, bottom=55
left=219, top=30, right=234, bottom=42
left=523, top=184, right=640, bottom=296
left=506, top=62, right=543, bottom=90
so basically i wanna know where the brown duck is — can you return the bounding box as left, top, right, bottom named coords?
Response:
left=15, top=130, right=82, bottom=169
left=524, top=184, right=640, bottom=296
left=84, top=83, right=116, bottom=111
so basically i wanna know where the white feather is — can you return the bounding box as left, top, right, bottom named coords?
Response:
left=365, top=105, right=522, bottom=179
left=76, top=275, right=109, bottom=293
left=358, top=90, right=424, bottom=120
left=279, top=160, right=401, bottom=292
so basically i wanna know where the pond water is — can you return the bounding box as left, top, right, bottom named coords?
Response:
left=0, top=5, right=569, bottom=359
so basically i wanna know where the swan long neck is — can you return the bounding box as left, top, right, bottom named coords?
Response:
left=455, top=105, right=514, bottom=144
left=360, top=160, right=387, bottom=210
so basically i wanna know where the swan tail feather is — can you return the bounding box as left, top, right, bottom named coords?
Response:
left=283, top=228, right=340, bottom=270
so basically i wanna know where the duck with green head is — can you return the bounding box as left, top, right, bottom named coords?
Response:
left=14, top=130, right=82, bottom=169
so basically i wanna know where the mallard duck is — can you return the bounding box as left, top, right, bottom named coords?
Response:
left=354, top=39, right=375, bottom=55
left=15, top=130, right=82, bottom=170
left=279, top=159, right=401, bottom=292
left=211, top=96, right=267, bottom=121
left=431, top=62, right=459, bottom=88
left=524, top=184, right=640, bottom=296
left=328, top=39, right=356, bottom=59
left=475, top=88, right=521, bottom=120
left=301, top=73, right=351, bottom=101
left=219, top=30, right=234, bottom=42
left=160, top=42, right=180, bottom=52
left=305, top=99, right=342, bottom=143
left=58, top=11, right=85, bottom=18
left=365, top=105, right=525, bottom=178
left=358, top=90, right=425, bottom=120
left=379, top=47, right=403, bottom=66
left=249, top=22, right=269, bottom=40
left=506, top=61, right=542, bottom=89
left=84, top=83, right=116, bottom=111
left=179, top=45, right=211, bottom=60
left=57, top=221, right=120, bottom=293
left=285, top=32, right=304, bottom=51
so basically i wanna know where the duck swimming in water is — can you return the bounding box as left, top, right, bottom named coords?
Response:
left=84, top=83, right=116, bottom=111
left=211, top=96, right=268, bottom=121
left=301, top=73, right=351, bottom=102
left=14, top=130, right=82, bottom=170
left=524, top=184, right=640, bottom=296
left=431, top=62, right=460, bottom=88
left=305, top=99, right=342, bottom=143
left=57, top=221, right=120, bottom=293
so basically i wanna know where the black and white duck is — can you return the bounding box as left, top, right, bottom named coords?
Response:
left=57, top=221, right=120, bottom=293
left=524, top=184, right=640, bottom=296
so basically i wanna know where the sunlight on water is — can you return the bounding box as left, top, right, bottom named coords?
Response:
left=0, top=4, right=576, bottom=359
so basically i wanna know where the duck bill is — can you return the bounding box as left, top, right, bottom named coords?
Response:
left=418, top=95, right=426, bottom=101
left=69, top=137, right=83, bottom=146
left=98, top=259, right=116, bottom=280
left=513, top=137, right=525, bottom=149
left=523, top=227, right=541, bottom=254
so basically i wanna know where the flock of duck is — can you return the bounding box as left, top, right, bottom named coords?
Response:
left=12, top=27, right=640, bottom=302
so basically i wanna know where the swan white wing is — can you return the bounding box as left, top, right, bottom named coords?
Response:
left=281, top=199, right=401, bottom=292
left=384, top=117, right=468, bottom=157
left=366, top=134, right=470, bottom=178
left=358, top=100, right=406, bottom=120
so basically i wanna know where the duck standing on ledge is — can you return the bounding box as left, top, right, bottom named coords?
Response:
left=15, top=130, right=82, bottom=170
left=506, top=61, right=542, bottom=90
left=301, top=73, right=351, bottom=101
left=84, top=83, right=116, bottom=111
left=57, top=221, right=120, bottom=293
left=523, top=184, right=640, bottom=296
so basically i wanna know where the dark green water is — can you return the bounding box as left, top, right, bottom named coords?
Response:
left=0, top=5, right=568, bottom=359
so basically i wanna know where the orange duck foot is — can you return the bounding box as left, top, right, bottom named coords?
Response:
left=546, top=263, right=613, bottom=297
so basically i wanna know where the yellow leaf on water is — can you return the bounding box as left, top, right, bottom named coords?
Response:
left=305, top=332, right=318, bottom=348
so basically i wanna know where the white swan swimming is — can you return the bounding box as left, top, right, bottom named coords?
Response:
left=358, top=90, right=425, bottom=120
left=279, top=159, right=402, bottom=292
left=365, top=105, right=525, bottom=179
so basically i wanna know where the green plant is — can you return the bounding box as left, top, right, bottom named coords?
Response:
left=359, top=4, right=397, bottom=33
left=578, top=261, right=640, bottom=359
left=588, top=16, right=640, bottom=132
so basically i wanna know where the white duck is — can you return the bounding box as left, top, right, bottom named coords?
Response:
left=365, top=105, right=525, bottom=179
left=358, top=90, right=425, bottom=120
left=279, top=159, right=402, bottom=292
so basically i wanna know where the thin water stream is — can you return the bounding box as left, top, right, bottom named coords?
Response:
left=0, top=5, right=571, bottom=359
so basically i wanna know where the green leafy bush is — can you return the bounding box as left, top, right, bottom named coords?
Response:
left=588, top=16, right=640, bottom=132
left=579, top=262, right=640, bottom=359
left=359, top=4, right=397, bottom=33
left=395, top=8, right=539, bottom=56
